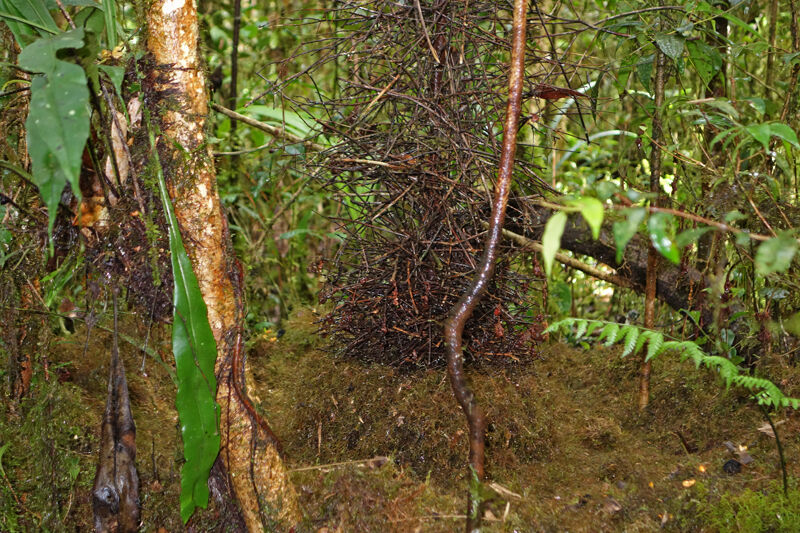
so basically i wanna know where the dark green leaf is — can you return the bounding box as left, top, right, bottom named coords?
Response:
left=0, top=0, right=58, bottom=47
left=99, top=64, right=125, bottom=96
left=746, top=123, right=772, bottom=151
left=769, top=123, right=800, bottom=149
left=19, top=28, right=90, bottom=235
left=155, top=157, right=220, bottom=524
left=755, top=233, right=798, bottom=275
left=615, top=54, right=637, bottom=92
left=654, top=33, right=684, bottom=60
left=636, top=54, right=654, bottom=91
left=647, top=212, right=680, bottom=264
left=687, top=41, right=722, bottom=86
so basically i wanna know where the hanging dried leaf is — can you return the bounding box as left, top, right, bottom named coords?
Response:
left=92, top=293, right=139, bottom=532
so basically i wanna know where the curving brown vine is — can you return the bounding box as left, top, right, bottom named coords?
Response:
left=442, top=0, right=528, bottom=530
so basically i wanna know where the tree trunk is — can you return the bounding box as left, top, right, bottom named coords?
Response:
left=145, top=0, right=300, bottom=529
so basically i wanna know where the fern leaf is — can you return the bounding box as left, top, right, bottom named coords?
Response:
left=550, top=316, right=800, bottom=412
left=585, top=320, right=603, bottom=337
left=634, top=329, right=648, bottom=355
left=574, top=319, right=588, bottom=340
left=544, top=319, right=566, bottom=335
left=544, top=318, right=572, bottom=333
left=621, top=326, right=639, bottom=357
left=644, top=332, right=664, bottom=362
left=598, top=323, right=620, bottom=346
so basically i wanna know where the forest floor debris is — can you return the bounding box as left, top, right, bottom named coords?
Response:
left=3, top=307, right=800, bottom=531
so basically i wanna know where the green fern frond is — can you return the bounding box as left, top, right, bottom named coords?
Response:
left=548, top=318, right=800, bottom=411
left=644, top=331, right=664, bottom=362
left=585, top=321, right=603, bottom=338
left=598, top=323, right=620, bottom=346
left=575, top=320, right=588, bottom=340
left=621, top=326, right=639, bottom=357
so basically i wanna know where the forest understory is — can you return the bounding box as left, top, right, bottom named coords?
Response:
left=3, top=0, right=800, bottom=531
left=3, top=308, right=799, bottom=532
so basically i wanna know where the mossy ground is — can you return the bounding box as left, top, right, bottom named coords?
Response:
left=2, top=307, right=800, bottom=531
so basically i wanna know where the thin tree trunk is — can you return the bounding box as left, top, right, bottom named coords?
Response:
left=145, top=1, right=300, bottom=529
left=639, top=44, right=667, bottom=411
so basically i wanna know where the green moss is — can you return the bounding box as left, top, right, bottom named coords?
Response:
left=0, top=376, right=96, bottom=532
left=9, top=306, right=800, bottom=531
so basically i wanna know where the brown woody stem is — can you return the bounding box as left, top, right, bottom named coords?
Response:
left=443, top=0, right=528, bottom=530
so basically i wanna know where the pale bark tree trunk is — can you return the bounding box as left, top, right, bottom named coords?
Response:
left=144, top=0, right=300, bottom=529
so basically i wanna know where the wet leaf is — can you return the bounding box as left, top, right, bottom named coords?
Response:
left=155, top=150, right=220, bottom=524
left=19, top=28, right=90, bottom=235
left=655, top=33, right=685, bottom=60
left=92, top=295, right=139, bottom=532
left=647, top=212, right=680, bottom=264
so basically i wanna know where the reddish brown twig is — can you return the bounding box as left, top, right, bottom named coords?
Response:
left=443, top=0, right=528, bottom=529
left=231, top=259, right=283, bottom=454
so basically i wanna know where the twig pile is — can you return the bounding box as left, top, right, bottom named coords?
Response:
left=271, top=1, right=585, bottom=367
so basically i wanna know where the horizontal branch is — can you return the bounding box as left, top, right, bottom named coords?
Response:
left=210, top=103, right=327, bottom=152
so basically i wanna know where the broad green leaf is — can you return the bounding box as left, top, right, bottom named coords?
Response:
left=654, top=33, right=684, bottom=60
left=615, top=54, right=637, bottom=92
left=755, top=233, right=798, bottom=276
left=154, top=152, right=220, bottom=524
left=594, top=180, right=618, bottom=201
left=675, top=226, right=712, bottom=249
left=636, top=54, right=654, bottom=90
left=0, top=0, right=57, bottom=47
left=612, top=207, right=645, bottom=263
left=746, top=123, right=772, bottom=151
left=569, top=197, right=604, bottom=239
left=687, top=41, right=722, bottom=86
left=99, top=65, right=125, bottom=97
left=20, top=28, right=90, bottom=235
left=542, top=211, right=567, bottom=278
left=743, top=97, right=767, bottom=116
left=768, top=123, right=800, bottom=149
left=647, top=212, right=680, bottom=264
